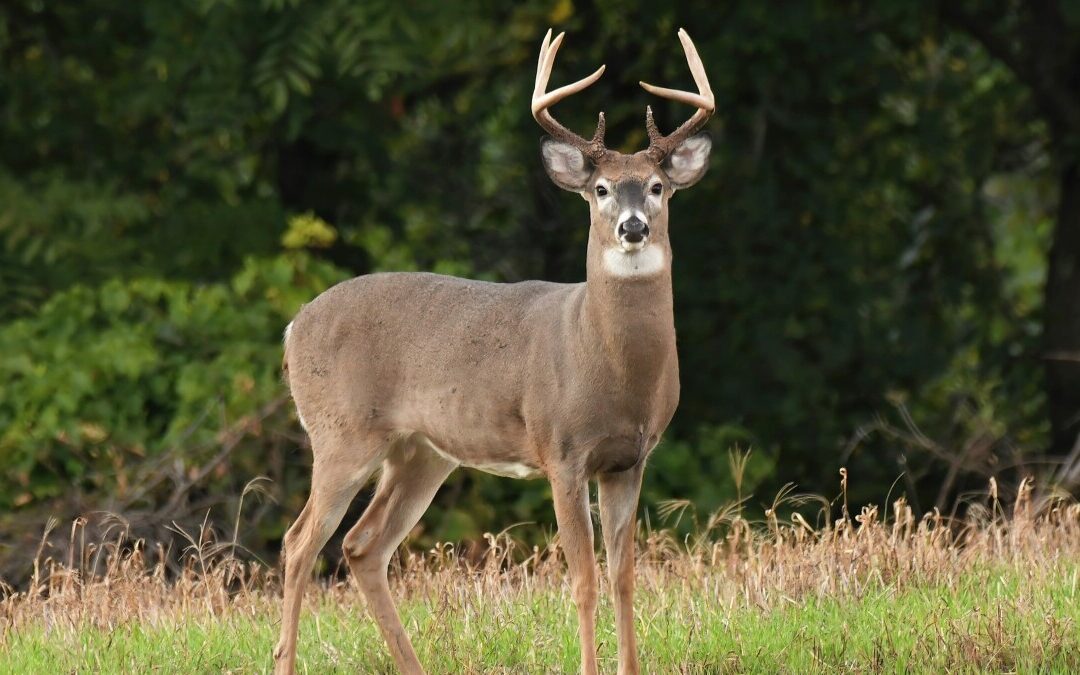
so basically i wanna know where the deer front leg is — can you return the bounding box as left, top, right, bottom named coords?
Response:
left=598, top=462, right=645, bottom=675
left=550, top=473, right=598, bottom=675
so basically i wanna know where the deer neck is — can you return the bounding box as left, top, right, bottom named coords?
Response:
left=580, top=227, right=676, bottom=380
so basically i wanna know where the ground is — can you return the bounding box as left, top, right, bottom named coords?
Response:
left=3, top=496, right=1079, bottom=673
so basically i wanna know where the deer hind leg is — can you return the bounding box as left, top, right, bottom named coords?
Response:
left=551, top=473, right=599, bottom=675
left=273, top=434, right=385, bottom=675
left=342, top=439, right=456, bottom=675
left=599, top=463, right=645, bottom=675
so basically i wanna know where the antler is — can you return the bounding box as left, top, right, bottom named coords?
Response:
left=532, top=29, right=608, bottom=161
left=639, top=28, right=715, bottom=161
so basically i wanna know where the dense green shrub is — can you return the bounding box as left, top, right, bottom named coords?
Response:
left=0, top=251, right=348, bottom=511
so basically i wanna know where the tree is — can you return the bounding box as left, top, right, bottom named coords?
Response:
left=939, top=1, right=1080, bottom=453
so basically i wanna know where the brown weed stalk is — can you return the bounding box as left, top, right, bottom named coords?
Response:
left=1, top=477, right=1078, bottom=654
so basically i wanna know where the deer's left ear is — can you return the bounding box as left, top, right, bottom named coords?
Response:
left=661, top=133, right=712, bottom=190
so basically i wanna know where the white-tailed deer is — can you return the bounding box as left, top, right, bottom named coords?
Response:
left=273, top=28, right=713, bottom=675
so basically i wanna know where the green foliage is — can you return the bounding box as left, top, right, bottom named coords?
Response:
left=0, top=0, right=1070, bottom=562
left=282, top=212, right=337, bottom=250
left=0, top=252, right=348, bottom=511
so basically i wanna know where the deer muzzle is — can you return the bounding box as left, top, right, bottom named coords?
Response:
left=617, top=215, right=650, bottom=249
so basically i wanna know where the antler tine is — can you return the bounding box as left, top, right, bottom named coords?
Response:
left=639, top=28, right=715, bottom=161
left=645, top=106, right=663, bottom=145
left=533, top=28, right=553, bottom=94
left=531, top=29, right=608, bottom=160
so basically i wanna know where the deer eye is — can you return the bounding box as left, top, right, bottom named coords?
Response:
left=595, top=185, right=608, bottom=197
left=651, top=182, right=663, bottom=195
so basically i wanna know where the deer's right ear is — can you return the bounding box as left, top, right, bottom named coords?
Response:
left=541, top=138, right=593, bottom=193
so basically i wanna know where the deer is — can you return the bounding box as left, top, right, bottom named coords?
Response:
left=272, top=27, right=714, bottom=675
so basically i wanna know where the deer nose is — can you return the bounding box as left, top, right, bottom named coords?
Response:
left=618, top=218, right=650, bottom=243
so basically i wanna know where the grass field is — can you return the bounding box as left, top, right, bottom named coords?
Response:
left=3, top=486, right=1080, bottom=673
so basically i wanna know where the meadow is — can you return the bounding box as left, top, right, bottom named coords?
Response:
left=3, top=479, right=1079, bottom=673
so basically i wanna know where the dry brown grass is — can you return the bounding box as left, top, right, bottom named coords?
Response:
left=2, top=477, right=1079, bottom=672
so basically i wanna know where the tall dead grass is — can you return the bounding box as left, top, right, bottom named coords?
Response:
left=2, top=471, right=1078, bottom=646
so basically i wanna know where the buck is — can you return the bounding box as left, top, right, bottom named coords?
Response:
left=273, top=28, right=714, bottom=675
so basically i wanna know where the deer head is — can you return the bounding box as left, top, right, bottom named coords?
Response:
left=533, top=29, right=714, bottom=268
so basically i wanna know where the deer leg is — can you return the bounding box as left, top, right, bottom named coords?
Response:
left=599, top=463, right=645, bottom=675
left=273, top=441, right=381, bottom=675
left=342, top=441, right=456, bottom=675
left=551, top=473, right=598, bottom=675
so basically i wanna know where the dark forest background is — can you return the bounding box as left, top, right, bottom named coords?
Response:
left=2, top=0, right=1079, bottom=579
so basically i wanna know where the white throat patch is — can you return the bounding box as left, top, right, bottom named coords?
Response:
left=602, top=246, right=667, bottom=278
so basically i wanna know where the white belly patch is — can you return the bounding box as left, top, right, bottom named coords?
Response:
left=418, top=434, right=542, bottom=480
left=468, top=461, right=542, bottom=479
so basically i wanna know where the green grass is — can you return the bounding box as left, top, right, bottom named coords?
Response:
left=4, top=562, right=1078, bottom=673
left=6, top=492, right=1080, bottom=673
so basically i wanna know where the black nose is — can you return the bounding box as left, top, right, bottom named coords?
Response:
left=618, top=218, right=650, bottom=243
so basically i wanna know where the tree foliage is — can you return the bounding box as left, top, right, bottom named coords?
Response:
left=0, top=0, right=1072, bottom=574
